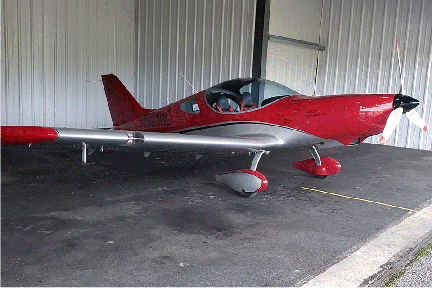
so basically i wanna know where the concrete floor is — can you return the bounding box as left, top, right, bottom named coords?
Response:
left=1, top=144, right=432, bottom=286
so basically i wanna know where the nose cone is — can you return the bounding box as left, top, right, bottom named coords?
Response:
left=393, top=94, right=420, bottom=113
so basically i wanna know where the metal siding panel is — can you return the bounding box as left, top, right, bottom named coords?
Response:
left=2, top=0, right=255, bottom=126
left=95, top=0, right=110, bottom=127
left=176, top=0, right=187, bottom=102
left=76, top=0, right=87, bottom=129
left=2, top=0, right=136, bottom=128
left=136, top=0, right=255, bottom=108
left=194, top=0, right=204, bottom=94
left=20, top=0, right=33, bottom=125
left=1, top=0, right=5, bottom=125
left=160, top=0, right=170, bottom=107
left=54, top=0, right=67, bottom=127
left=43, top=0, right=56, bottom=126
left=185, top=0, right=196, bottom=97
left=32, top=0, right=45, bottom=126
left=220, top=0, right=232, bottom=81
left=419, top=1, right=432, bottom=150
left=211, top=0, right=223, bottom=85
left=3, top=1, right=20, bottom=125
left=167, top=0, right=179, bottom=105
left=317, top=0, right=432, bottom=151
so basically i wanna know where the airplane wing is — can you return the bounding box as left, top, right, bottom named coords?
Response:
left=1, top=126, right=283, bottom=153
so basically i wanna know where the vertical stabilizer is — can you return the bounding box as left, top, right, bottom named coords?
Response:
left=101, top=74, right=152, bottom=126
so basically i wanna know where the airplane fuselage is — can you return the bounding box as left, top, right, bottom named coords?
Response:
left=115, top=91, right=395, bottom=148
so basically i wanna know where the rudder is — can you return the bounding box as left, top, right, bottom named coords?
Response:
left=101, top=74, right=152, bottom=126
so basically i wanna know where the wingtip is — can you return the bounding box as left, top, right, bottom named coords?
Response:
left=1, top=126, right=58, bottom=145
left=423, top=125, right=428, bottom=132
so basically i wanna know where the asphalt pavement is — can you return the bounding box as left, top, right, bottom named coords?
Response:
left=2, top=143, right=432, bottom=286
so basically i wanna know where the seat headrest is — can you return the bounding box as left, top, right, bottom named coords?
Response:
left=216, top=96, right=231, bottom=111
left=241, top=92, right=254, bottom=107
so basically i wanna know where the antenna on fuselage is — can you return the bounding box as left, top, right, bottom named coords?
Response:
left=180, top=72, right=198, bottom=94
left=300, top=65, right=325, bottom=95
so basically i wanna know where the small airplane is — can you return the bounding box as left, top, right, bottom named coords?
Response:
left=1, top=73, right=428, bottom=197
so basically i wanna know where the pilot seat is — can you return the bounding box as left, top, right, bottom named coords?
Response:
left=214, top=96, right=234, bottom=112
left=240, top=92, right=257, bottom=111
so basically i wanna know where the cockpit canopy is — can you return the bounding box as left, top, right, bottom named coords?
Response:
left=206, top=78, right=299, bottom=113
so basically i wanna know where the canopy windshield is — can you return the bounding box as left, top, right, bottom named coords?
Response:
left=205, top=78, right=299, bottom=113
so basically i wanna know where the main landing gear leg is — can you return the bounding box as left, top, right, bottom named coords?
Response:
left=250, top=150, right=267, bottom=171
left=216, top=150, right=269, bottom=198
left=81, top=142, right=95, bottom=165
left=293, top=145, right=341, bottom=178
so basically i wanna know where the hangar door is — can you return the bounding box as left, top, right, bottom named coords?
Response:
left=265, top=0, right=324, bottom=96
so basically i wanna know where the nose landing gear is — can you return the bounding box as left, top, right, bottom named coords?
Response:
left=293, top=146, right=341, bottom=178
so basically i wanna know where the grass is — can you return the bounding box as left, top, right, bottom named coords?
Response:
left=384, top=242, right=432, bottom=287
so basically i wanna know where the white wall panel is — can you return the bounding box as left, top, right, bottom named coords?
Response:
left=266, top=42, right=319, bottom=95
left=269, top=0, right=322, bottom=43
left=136, top=0, right=256, bottom=108
left=316, top=0, right=432, bottom=151
left=2, top=0, right=136, bottom=128
left=265, top=0, right=323, bottom=96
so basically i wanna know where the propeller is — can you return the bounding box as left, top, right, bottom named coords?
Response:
left=379, top=41, right=428, bottom=144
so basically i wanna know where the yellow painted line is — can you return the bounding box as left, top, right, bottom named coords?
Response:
left=301, top=186, right=419, bottom=213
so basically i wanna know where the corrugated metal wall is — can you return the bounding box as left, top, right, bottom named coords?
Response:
left=316, top=0, right=432, bottom=151
left=135, top=0, right=256, bottom=108
left=2, top=0, right=137, bottom=128
left=2, top=0, right=256, bottom=127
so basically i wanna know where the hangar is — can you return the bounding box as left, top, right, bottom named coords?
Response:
left=2, top=0, right=432, bottom=286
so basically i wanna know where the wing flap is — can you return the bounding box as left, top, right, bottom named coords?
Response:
left=138, top=132, right=282, bottom=152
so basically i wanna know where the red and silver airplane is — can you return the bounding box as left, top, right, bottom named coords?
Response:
left=1, top=74, right=428, bottom=197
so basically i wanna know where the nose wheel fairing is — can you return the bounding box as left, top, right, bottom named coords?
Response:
left=293, top=146, right=341, bottom=177
left=293, top=157, right=341, bottom=177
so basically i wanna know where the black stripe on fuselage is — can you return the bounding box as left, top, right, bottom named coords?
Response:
left=173, top=121, right=296, bottom=134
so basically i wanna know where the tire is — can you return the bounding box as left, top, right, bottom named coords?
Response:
left=315, top=175, right=330, bottom=179
left=237, top=189, right=257, bottom=198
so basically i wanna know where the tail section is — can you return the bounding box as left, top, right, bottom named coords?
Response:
left=101, top=74, right=153, bottom=126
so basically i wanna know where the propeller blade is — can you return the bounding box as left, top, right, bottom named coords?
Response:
left=406, top=110, right=428, bottom=132
left=379, top=107, right=403, bottom=144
